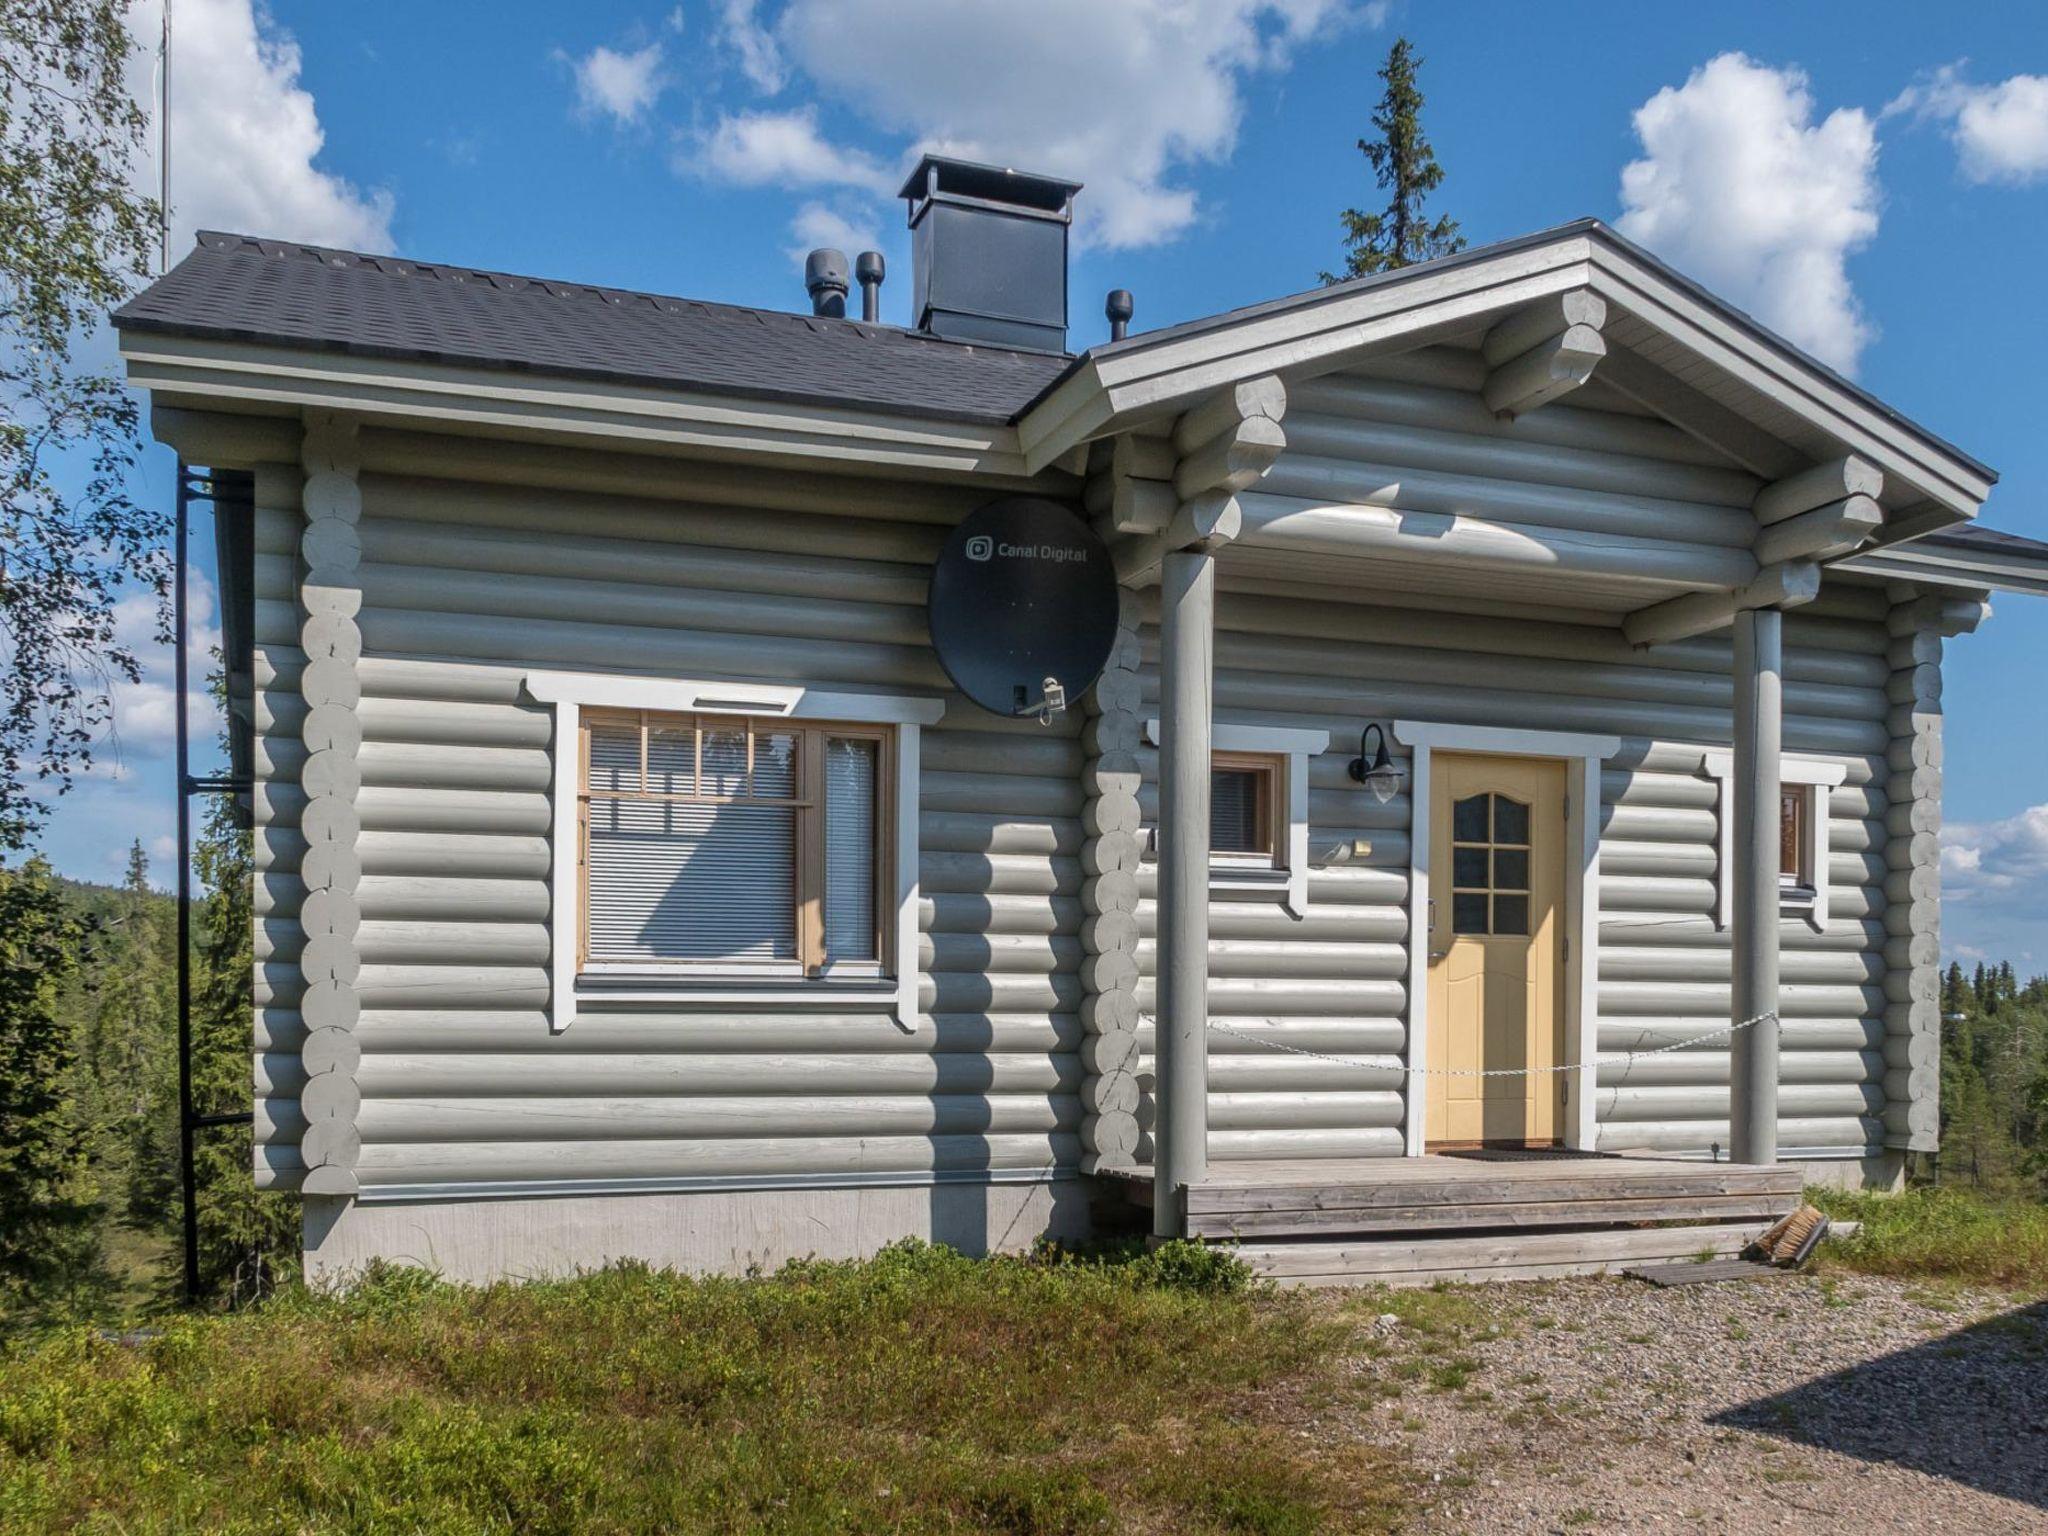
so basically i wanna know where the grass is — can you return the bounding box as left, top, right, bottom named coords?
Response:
left=1810, top=1184, right=2048, bottom=1296
left=0, top=1239, right=1412, bottom=1536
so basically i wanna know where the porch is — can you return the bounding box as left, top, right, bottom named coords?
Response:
left=1105, top=1154, right=1804, bottom=1286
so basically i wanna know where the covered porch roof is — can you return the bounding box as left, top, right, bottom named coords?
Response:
left=1021, top=219, right=1996, bottom=546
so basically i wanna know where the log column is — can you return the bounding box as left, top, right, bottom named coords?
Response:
left=1153, top=548, right=1216, bottom=1235
left=1729, top=605, right=1783, bottom=1165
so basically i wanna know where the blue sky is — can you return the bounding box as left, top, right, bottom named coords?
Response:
left=43, top=0, right=2048, bottom=963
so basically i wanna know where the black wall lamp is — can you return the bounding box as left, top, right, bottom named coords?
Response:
left=1347, top=723, right=1405, bottom=804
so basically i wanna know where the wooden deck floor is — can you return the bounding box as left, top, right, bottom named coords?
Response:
left=1108, top=1153, right=1803, bottom=1243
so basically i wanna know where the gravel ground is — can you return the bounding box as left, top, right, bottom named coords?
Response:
left=1331, top=1271, right=2048, bottom=1534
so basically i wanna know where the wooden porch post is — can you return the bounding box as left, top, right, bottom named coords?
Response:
left=1730, top=606, right=1782, bottom=1165
left=1154, top=547, right=1215, bottom=1235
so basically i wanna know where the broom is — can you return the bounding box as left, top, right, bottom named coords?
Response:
left=1746, top=1204, right=1831, bottom=1268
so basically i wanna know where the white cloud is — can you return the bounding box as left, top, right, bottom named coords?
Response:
left=1940, top=801, right=2048, bottom=970
left=783, top=200, right=882, bottom=271
left=717, top=0, right=787, bottom=93
left=132, top=0, right=393, bottom=252
left=568, top=41, right=669, bottom=127
left=690, top=107, right=894, bottom=192
left=1889, top=65, right=2048, bottom=185
left=1617, top=53, right=1880, bottom=374
left=1943, top=803, right=2048, bottom=907
left=690, top=0, right=1365, bottom=250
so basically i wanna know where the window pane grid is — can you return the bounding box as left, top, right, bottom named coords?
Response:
left=1450, top=792, right=1532, bottom=937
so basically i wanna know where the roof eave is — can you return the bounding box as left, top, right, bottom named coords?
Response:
left=118, top=328, right=1081, bottom=488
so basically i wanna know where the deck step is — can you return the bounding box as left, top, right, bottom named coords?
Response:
left=1190, top=1188, right=1798, bottom=1240
left=1237, top=1221, right=1771, bottom=1289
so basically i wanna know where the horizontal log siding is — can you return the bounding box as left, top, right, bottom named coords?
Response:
left=1121, top=588, right=1892, bottom=1162
left=250, top=464, right=309, bottom=1188
left=253, top=467, right=1083, bottom=1193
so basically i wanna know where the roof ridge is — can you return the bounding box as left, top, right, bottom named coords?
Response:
left=184, top=229, right=1067, bottom=361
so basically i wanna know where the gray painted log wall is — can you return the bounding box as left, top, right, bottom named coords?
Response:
left=240, top=346, right=1939, bottom=1197
left=249, top=453, right=1085, bottom=1194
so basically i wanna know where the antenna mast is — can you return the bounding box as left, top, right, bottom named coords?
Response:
left=158, top=0, right=171, bottom=272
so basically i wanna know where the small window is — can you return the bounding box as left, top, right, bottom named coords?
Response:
left=1450, top=792, right=1532, bottom=937
left=1780, top=786, right=1812, bottom=891
left=1211, top=752, right=1281, bottom=861
left=580, top=709, right=891, bottom=976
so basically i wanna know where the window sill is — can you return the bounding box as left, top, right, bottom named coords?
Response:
left=574, top=975, right=898, bottom=1008
left=1209, top=867, right=1289, bottom=895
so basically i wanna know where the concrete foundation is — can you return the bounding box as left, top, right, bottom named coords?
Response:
left=303, top=1178, right=1093, bottom=1287
left=1785, top=1151, right=1906, bottom=1193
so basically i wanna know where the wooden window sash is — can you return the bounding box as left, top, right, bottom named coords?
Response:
left=578, top=707, right=894, bottom=978
left=1212, top=750, right=1282, bottom=861
left=1779, top=785, right=1810, bottom=888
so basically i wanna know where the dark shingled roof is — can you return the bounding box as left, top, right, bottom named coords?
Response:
left=1923, top=524, right=2048, bottom=561
left=112, top=231, right=1077, bottom=425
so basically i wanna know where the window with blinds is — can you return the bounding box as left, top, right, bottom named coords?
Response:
left=1210, top=752, right=1280, bottom=861
left=580, top=710, right=890, bottom=975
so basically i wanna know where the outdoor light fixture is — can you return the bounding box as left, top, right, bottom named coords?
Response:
left=1347, top=723, right=1404, bottom=804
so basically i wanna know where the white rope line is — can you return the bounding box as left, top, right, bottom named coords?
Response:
left=1175, top=1010, right=1780, bottom=1077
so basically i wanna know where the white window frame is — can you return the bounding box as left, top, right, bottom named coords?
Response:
left=1144, top=720, right=1329, bottom=917
left=527, top=671, right=942, bottom=1032
left=1700, top=750, right=1848, bottom=933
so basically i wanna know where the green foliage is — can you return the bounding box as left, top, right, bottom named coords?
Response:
left=1811, top=1185, right=2048, bottom=1296
left=0, top=1246, right=1409, bottom=1533
left=1, top=0, right=168, bottom=850
left=188, top=786, right=298, bottom=1304
left=1322, top=38, right=1465, bottom=284
left=1936, top=959, right=2048, bottom=1192
left=0, top=856, right=100, bottom=1329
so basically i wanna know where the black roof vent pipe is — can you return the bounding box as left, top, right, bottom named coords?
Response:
left=856, top=250, right=885, bottom=323
left=898, top=154, right=1082, bottom=353
left=1106, top=289, right=1133, bottom=342
left=804, top=248, right=848, bottom=318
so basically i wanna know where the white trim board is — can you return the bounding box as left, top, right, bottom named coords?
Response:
left=1700, top=750, right=1849, bottom=933
left=526, top=670, right=941, bottom=1033
left=1144, top=719, right=1331, bottom=917
left=1392, top=720, right=1621, bottom=1156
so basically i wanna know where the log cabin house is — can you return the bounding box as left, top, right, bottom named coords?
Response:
left=115, top=157, right=2048, bottom=1285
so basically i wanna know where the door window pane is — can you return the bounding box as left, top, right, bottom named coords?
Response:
left=1492, top=847, right=1529, bottom=891
left=1491, top=795, right=1529, bottom=846
left=1453, top=846, right=1489, bottom=887
left=1453, top=794, right=1489, bottom=842
left=1491, top=893, right=1529, bottom=936
left=1453, top=892, right=1490, bottom=934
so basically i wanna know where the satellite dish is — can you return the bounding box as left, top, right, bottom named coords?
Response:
left=929, top=496, right=1119, bottom=721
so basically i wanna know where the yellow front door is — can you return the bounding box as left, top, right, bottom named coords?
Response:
left=1426, top=753, right=1567, bottom=1147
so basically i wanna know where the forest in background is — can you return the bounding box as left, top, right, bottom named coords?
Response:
left=0, top=789, right=297, bottom=1336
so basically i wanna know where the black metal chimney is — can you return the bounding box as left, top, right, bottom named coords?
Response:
left=898, top=154, right=1082, bottom=352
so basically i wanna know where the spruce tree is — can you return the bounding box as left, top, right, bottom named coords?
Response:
left=1322, top=38, right=1465, bottom=284
left=0, top=857, right=101, bottom=1326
